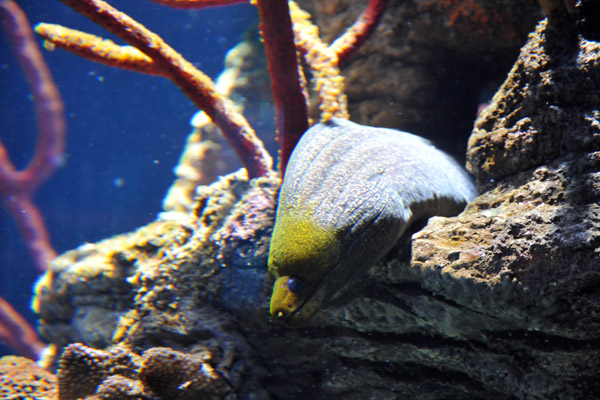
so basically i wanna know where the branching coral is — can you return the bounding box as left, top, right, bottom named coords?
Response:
left=34, top=0, right=387, bottom=177
left=0, top=0, right=63, bottom=273
left=48, top=0, right=274, bottom=179
left=0, top=0, right=59, bottom=361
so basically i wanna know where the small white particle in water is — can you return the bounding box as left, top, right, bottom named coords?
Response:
left=97, top=76, right=104, bottom=82
left=113, top=177, right=124, bottom=187
left=153, top=159, right=159, bottom=165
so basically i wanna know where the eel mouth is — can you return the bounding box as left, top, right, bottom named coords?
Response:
left=269, top=294, right=316, bottom=328
left=269, top=264, right=342, bottom=327
left=270, top=300, right=315, bottom=328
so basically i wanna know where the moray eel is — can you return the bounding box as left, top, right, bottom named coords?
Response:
left=268, top=118, right=476, bottom=327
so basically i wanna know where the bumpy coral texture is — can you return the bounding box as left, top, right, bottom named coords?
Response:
left=0, top=356, right=57, bottom=399
left=56, top=343, right=229, bottom=400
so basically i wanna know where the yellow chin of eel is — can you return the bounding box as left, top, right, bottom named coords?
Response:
left=270, top=276, right=301, bottom=320
left=268, top=210, right=340, bottom=327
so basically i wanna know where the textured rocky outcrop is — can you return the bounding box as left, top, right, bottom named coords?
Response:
left=32, top=5, right=600, bottom=400
left=300, top=0, right=542, bottom=156
left=0, top=344, right=230, bottom=400
left=0, top=356, right=57, bottom=399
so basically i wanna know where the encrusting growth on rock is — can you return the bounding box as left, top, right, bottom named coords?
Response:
left=8, top=343, right=229, bottom=400
left=0, top=356, right=57, bottom=399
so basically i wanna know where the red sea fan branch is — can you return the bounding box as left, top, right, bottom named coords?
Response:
left=330, top=0, right=388, bottom=64
left=0, top=0, right=56, bottom=360
left=0, top=0, right=63, bottom=272
left=57, top=0, right=273, bottom=179
left=256, top=0, right=309, bottom=176
left=0, top=297, right=45, bottom=361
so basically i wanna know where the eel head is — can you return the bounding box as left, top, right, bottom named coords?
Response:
left=268, top=212, right=341, bottom=327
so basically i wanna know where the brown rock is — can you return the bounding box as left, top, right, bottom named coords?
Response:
left=300, top=0, right=541, bottom=157
left=0, top=356, right=57, bottom=399
left=467, top=17, right=600, bottom=183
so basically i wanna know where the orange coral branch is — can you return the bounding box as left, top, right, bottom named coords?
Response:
left=57, top=0, right=272, bottom=179
left=330, top=0, right=388, bottom=64
left=35, top=23, right=162, bottom=76
left=44, top=0, right=385, bottom=176
left=290, top=2, right=348, bottom=122
left=256, top=0, right=309, bottom=175
left=148, top=0, right=248, bottom=8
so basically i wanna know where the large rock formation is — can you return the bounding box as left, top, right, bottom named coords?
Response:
left=301, top=0, right=542, bottom=156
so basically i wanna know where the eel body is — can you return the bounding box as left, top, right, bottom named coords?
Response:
left=268, top=118, right=476, bottom=327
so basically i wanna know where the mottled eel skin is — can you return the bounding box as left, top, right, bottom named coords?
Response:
left=268, top=118, right=477, bottom=327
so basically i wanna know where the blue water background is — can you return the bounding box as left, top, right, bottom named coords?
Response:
left=0, top=1, right=258, bottom=357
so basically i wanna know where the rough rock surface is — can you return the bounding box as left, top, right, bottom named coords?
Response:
left=0, top=355, right=57, bottom=399
left=0, top=344, right=230, bottom=400
left=300, top=0, right=542, bottom=157
left=56, top=343, right=229, bottom=400
left=467, top=16, right=600, bottom=183
left=34, top=171, right=279, bottom=398
left=31, top=6, right=600, bottom=400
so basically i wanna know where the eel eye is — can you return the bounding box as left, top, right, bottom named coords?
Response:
left=286, top=276, right=304, bottom=294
